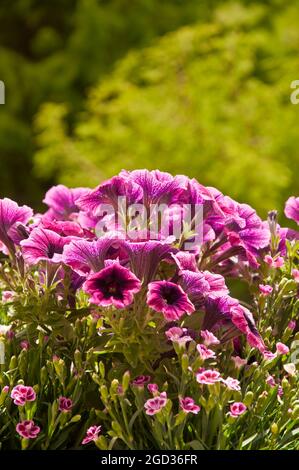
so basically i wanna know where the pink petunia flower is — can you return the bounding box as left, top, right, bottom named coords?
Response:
left=20, top=340, right=30, bottom=350
left=132, top=375, right=151, bottom=388
left=179, top=397, right=201, bottom=414
left=229, top=402, right=247, bottom=418
left=43, top=184, right=89, bottom=220
left=58, top=396, right=73, bottom=412
left=266, top=375, right=276, bottom=387
left=197, top=344, right=216, bottom=360
left=196, top=369, right=221, bottom=385
left=231, top=356, right=247, bottom=368
left=264, top=255, right=274, bottom=266
left=259, top=284, right=273, bottom=296
left=288, top=320, right=296, bottom=330
left=223, top=377, right=241, bottom=391
left=147, top=383, right=159, bottom=395
left=263, top=350, right=277, bottom=361
left=147, top=280, right=194, bottom=321
left=276, top=342, right=289, bottom=355
left=292, top=269, right=299, bottom=283
left=273, top=257, right=284, bottom=268
left=264, top=255, right=284, bottom=268
left=165, top=326, right=192, bottom=345
left=1, top=291, right=15, bottom=303
left=16, top=420, right=40, bottom=439
left=82, top=425, right=102, bottom=445
left=285, top=196, right=299, bottom=225
left=0, top=198, right=33, bottom=252
left=11, top=385, right=36, bottom=406
left=20, top=227, right=74, bottom=265
left=200, top=330, right=220, bottom=346
left=144, top=394, right=167, bottom=415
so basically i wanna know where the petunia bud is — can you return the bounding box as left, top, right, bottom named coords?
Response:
left=9, top=355, right=17, bottom=369
left=281, top=377, right=290, bottom=392
left=243, top=391, right=254, bottom=407
left=18, top=349, right=28, bottom=378
left=75, top=319, right=82, bottom=336
left=53, top=357, right=66, bottom=385
left=112, top=420, right=123, bottom=437
left=96, top=435, right=108, bottom=450
left=271, top=423, right=279, bottom=435
left=100, top=385, right=109, bottom=402
left=70, top=414, right=81, bottom=423
left=181, top=354, right=189, bottom=374
left=74, top=349, right=82, bottom=369
left=40, top=366, right=48, bottom=387
left=110, top=379, right=119, bottom=399
left=0, top=385, right=9, bottom=406
left=291, top=405, right=299, bottom=419
left=122, top=371, right=130, bottom=393
left=99, top=361, right=105, bottom=379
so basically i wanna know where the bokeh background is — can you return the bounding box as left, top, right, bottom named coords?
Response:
left=0, top=0, right=298, bottom=218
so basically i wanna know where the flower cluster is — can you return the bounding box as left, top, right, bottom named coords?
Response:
left=0, top=170, right=274, bottom=351
left=0, top=169, right=298, bottom=450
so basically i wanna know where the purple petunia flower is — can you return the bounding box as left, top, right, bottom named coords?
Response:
left=83, top=262, right=141, bottom=308
left=0, top=198, right=33, bottom=253
left=20, top=228, right=74, bottom=265
left=178, top=270, right=211, bottom=309
left=63, top=235, right=127, bottom=276
left=126, top=240, right=174, bottom=284
left=43, top=185, right=90, bottom=220
left=121, top=169, right=185, bottom=207
left=82, top=425, right=102, bottom=445
left=285, top=196, right=299, bottom=225
left=172, top=251, right=198, bottom=272
left=147, top=280, right=195, bottom=321
left=77, top=175, right=143, bottom=214
left=278, top=226, right=299, bottom=256
left=202, top=295, right=266, bottom=353
left=16, top=420, right=40, bottom=439
left=41, top=218, right=85, bottom=237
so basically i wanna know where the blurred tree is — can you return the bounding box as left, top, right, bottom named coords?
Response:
left=0, top=0, right=219, bottom=206
left=34, top=1, right=299, bottom=217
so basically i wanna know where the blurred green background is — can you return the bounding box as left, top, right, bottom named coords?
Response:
left=0, top=0, right=298, bottom=217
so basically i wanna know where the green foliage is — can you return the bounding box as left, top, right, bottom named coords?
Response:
left=34, top=0, right=299, bottom=217
left=1, top=239, right=299, bottom=449
left=0, top=0, right=216, bottom=206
